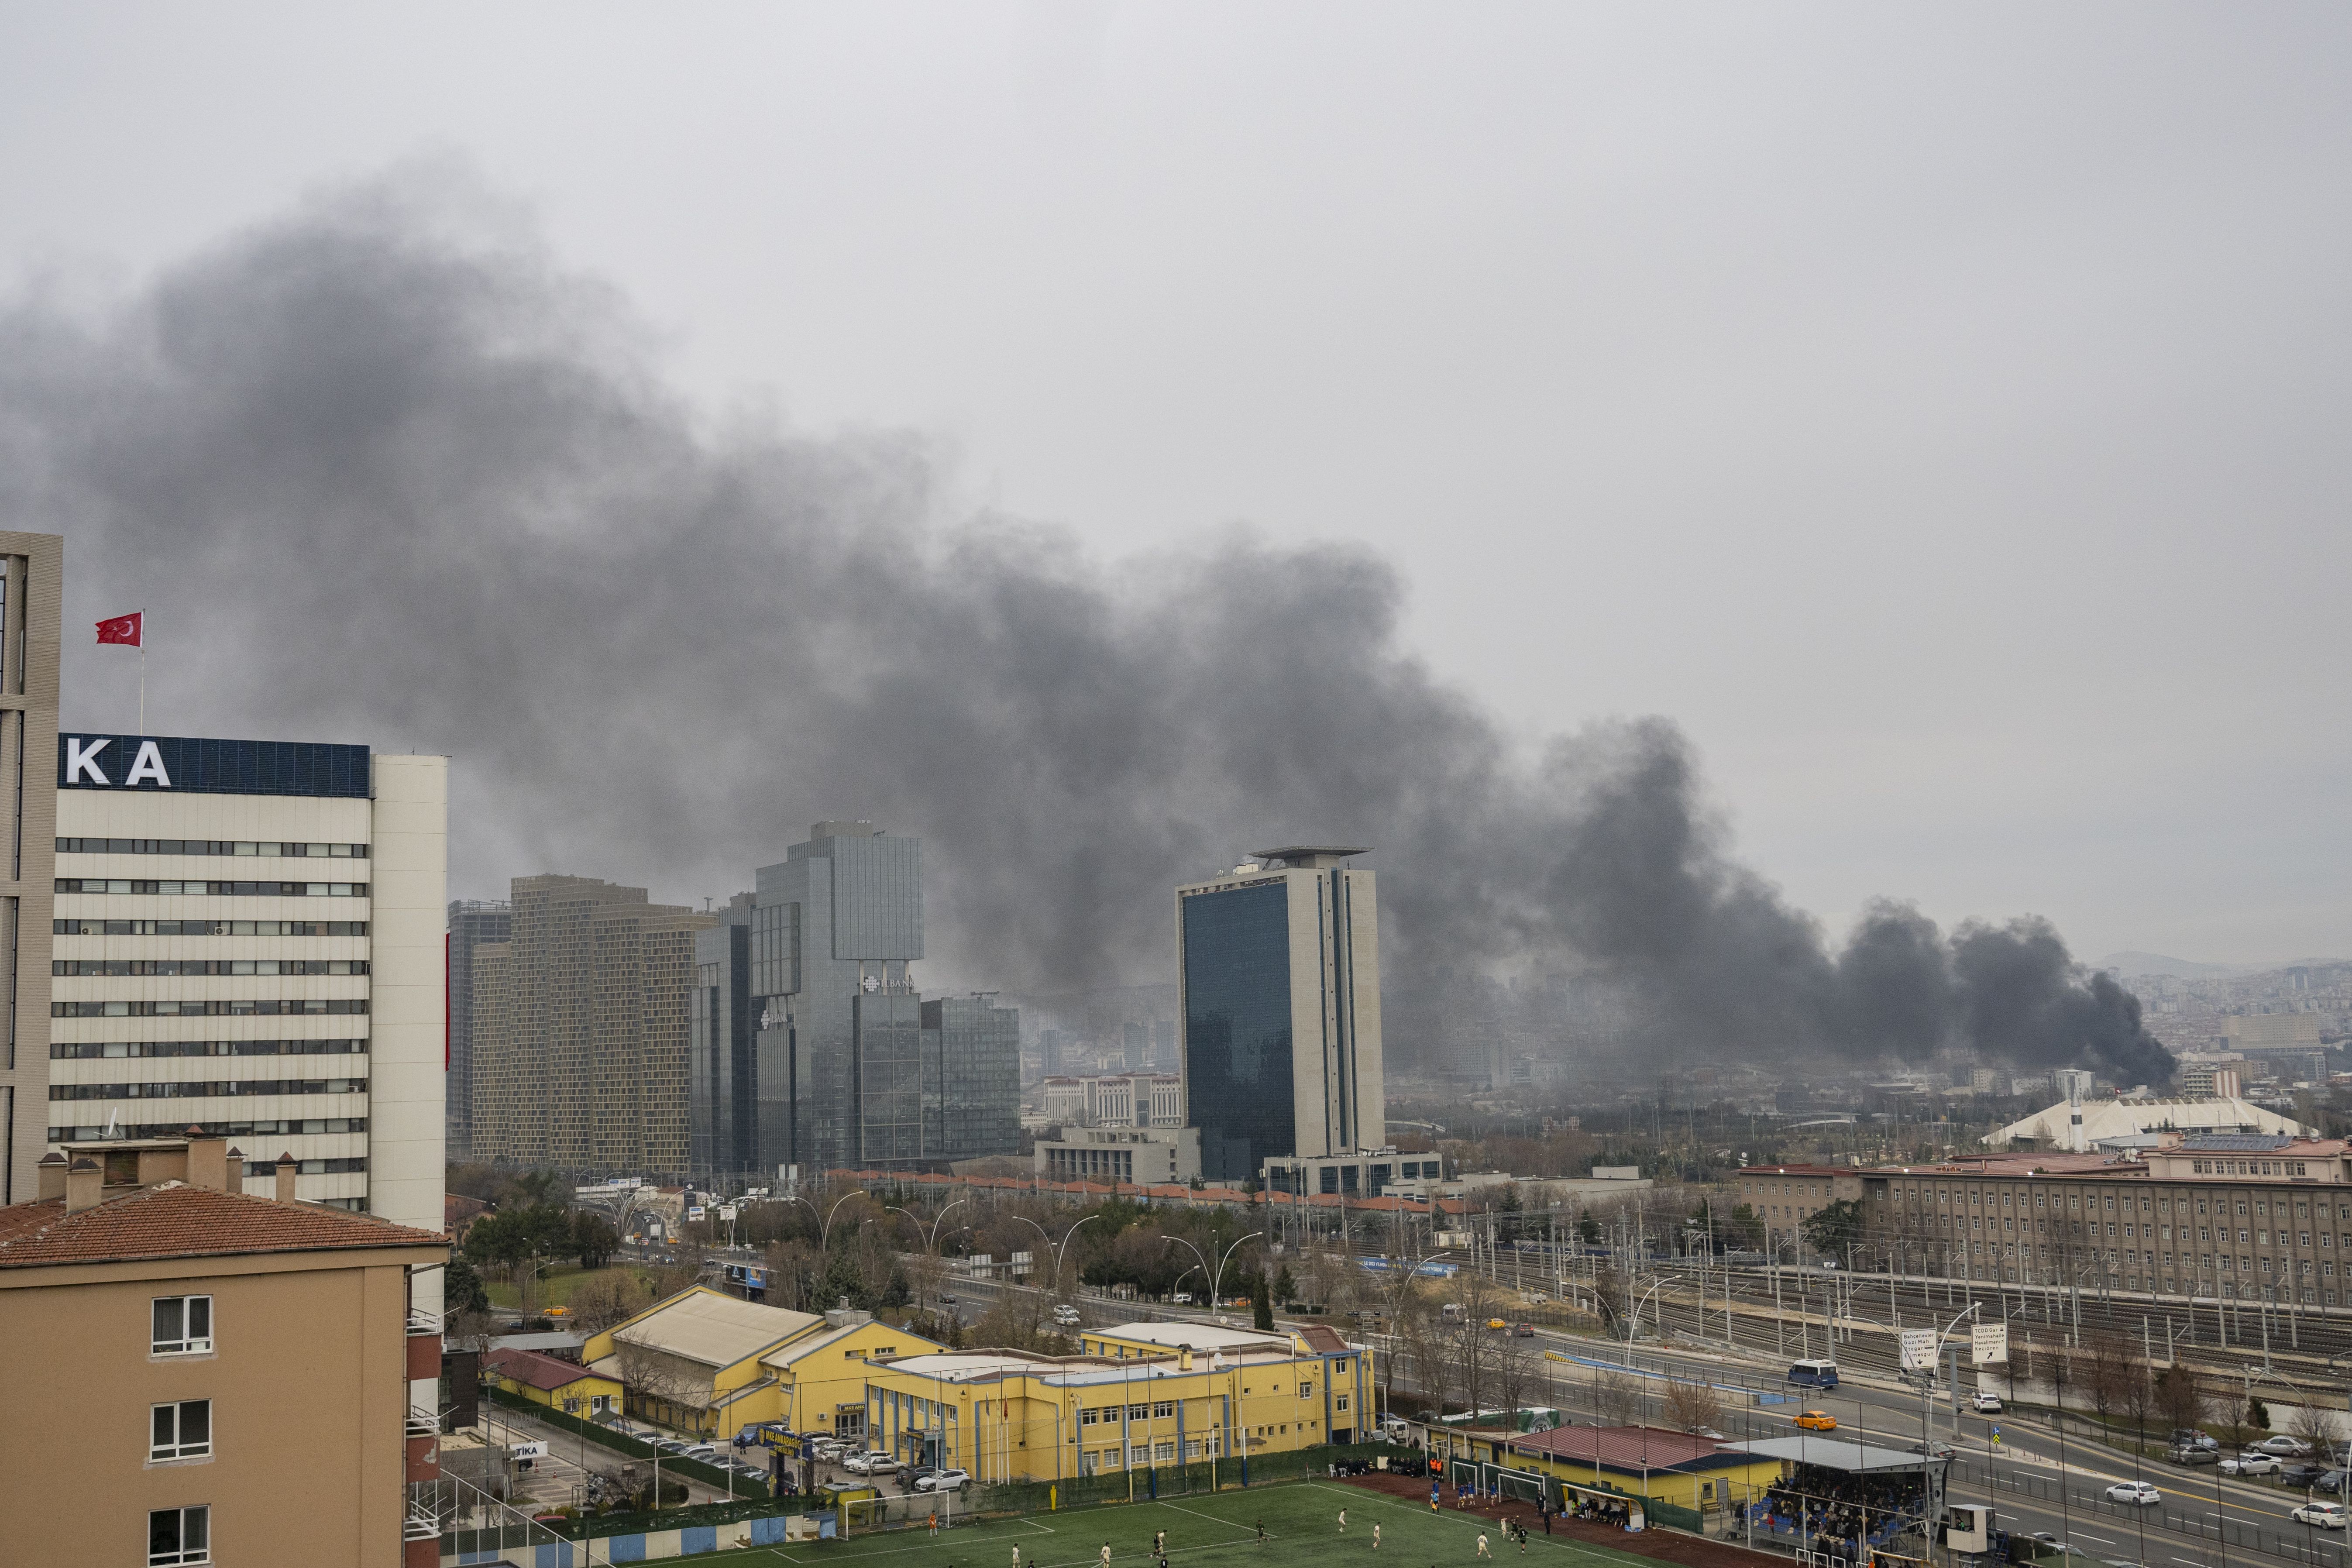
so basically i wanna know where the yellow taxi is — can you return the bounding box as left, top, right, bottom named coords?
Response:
left=1487, top=1318, right=1510, bottom=1331
left=1793, top=1410, right=1838, bottom=1432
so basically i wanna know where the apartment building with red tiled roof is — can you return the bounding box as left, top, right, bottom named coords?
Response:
left=0, top=1129, right=446, bottom=1568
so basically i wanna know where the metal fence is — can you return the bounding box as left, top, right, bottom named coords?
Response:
left=1964, top=1455, right=2352, bottom=1566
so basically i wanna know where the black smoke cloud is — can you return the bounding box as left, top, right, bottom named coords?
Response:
left=0, top=173, right=2172, bottom=1085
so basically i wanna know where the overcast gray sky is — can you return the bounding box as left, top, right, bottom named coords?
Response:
left=3, top=3, right=2346, bottom=968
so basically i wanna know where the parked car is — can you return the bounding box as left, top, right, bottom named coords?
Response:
left=1052, top=1305, right=1082, bottom=1326
left=1689, top=1427, right=1729, bottom=1441
left=914, top=1467, right=972, bottom=1492
left=2261, top=1436, right=2317, bottom=1458
left=1794, top=1410, right=1838, bottom=1432
left=2106, top=1481, right=2162, bottom=1506
left=842, top=1450, right=894, bottom=1474
left=2281, top=1463, right=2327, bottom=1487
left=681, top=1444, right=719, bottom=1459
left=2295, top=1503, right=2352, bottom=1529
left=2315, top=1471, right=2350, bottom=1495
left=1172, top=1292, right=1193, bottom=1305
left=2171, top=1447, right=2219, bottom=1467
left=651, top=1439, right=691, bottom=1455
left=1971, top=1392, right=2004, bottom=1413
left=2223, top=1453, right=2280, bottom=1476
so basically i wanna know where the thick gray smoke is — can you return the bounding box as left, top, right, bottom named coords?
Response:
left=0, top=174, right=2171, bottom=1084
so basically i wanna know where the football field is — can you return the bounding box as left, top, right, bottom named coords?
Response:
left=677, top=1479, right=1667, bottom=1568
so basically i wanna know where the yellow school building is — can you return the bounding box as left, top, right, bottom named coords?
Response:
left=579, top=1288, right=939, bottom=1439
left=856, top=1320, right=1375, bottom=1483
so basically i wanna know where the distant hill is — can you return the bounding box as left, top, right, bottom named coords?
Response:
left=2096, top=951, right=2349, bottom=979
left=2097, top=951, right=2256, bottom=979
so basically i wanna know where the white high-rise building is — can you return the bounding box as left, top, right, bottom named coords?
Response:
left=45, top=731, right=446, bottom=1238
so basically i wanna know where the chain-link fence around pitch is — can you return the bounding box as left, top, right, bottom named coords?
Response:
left=962, top=1443, right=1400, bottom=1518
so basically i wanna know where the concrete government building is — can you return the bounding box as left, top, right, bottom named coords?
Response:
left=1176, top=845, right=1383, bottom=1185
left=45, top=729, right=447, bottom=1235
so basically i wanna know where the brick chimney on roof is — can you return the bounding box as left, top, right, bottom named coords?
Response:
left=36, top=1152, right=67, bottom=1202
left=275, top=1152, right=299, bottom=1203
left=65, top=1156, right=105, bottom=1214
left=185, top=1131, right=231, bottom=1193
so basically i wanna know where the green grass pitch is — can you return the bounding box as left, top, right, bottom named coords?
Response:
left=676, top=1479, right=1668, bottom=1568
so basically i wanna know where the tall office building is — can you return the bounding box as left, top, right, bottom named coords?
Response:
left=0, top=535, right=60, bottom=1205
left=749, top=822, right=1018, bottom=1173
left=1176, top=845, right=1384, bottom=1183
left=470, top=875, right=712, bottom=1175
left=689, top=892, right=755, bottom=1179
left=444, top=898, right=511, bottom=1159
left=44, top=731, right=447, bottom=1231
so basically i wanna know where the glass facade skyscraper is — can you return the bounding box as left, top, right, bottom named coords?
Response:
left=1176, top=847, right=1385, bottom=1184
left=747, top=823, right=1019, bottom=1173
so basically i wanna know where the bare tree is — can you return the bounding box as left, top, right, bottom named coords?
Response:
left=1594, top=1369, right=1643, bottom=1426
left=2153, top=1365, right=2211, bottom=1439
left=2081, top=1331, right=2140, bottom=1424
left=2292, top=1401, right=2340, bottom=1451
left=567, top=1270, right=656, bottom=1336
left=1663, top=1379, right=1725, bottom=1434
left=1492, top=1331, right=1534, bottom=1421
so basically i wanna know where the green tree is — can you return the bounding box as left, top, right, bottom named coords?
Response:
left=570, top=1210, right=619, bottom=1270
left=1716, top=1204, right=1766, bottom=1251
left=2249, top=1396, right=2272, bottom=1431
left=1273, top=1264, right=1298, bottom=1305
left=1252, top=1272, right=1274, bottom=1331
left=445, top=1254, right=492, bottom=1316
left=1575, top=1210, right=1602, bottom=1246
left=1799, top=1199, right=1864, bottom=1256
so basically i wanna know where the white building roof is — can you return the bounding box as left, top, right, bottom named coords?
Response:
left=1985, top=1096, right=2312, bottom=1150
left=1094, top=1321, right=1295, bottom=1354
left=612, top=1288, right=819, bottom=1369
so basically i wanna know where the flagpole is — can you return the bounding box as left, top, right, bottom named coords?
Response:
left=139, top=611, right=146, bottom=734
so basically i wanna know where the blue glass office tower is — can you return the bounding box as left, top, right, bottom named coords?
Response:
left=1177, top=847, right=1384, bottom=1183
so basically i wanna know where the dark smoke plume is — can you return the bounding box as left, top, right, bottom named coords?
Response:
left=0, top=172, right=2172, bottom=1083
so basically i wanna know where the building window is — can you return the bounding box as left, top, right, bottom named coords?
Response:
left=1152, top=1401, right=1175, bottom=1419
left=1336, top=1395, right=1350, bottom=1411
left=148, top=1506, right=210, bottom=1566
left=150, top=1400, right=211, bottom=1461
left=152, top=1296, right=213, bottom=1356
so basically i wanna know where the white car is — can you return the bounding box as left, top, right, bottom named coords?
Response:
left=1970, top=1392, right=2003, bottom=1413
left=2106, top=1481, right=2162, bottom=1506
left=842, top=1450, right=894, bottom=1474
left=2293, top=1503, right=2349, bottom=1529
left=914, top=1467, right=972, bottom=1492
left=1052, top=1307, right=1082, bottom=1326
left=2223, top=1453, right=2280, bottom=1476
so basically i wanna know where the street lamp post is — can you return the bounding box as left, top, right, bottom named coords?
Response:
left=1016, top=1213, right=1100, bottom=1316
left=787, top=1188, right=869, bottom=1254
left=1164, top=1230, right=1265, bottom=1328
left=889, top=1198, right=968, bottom=1310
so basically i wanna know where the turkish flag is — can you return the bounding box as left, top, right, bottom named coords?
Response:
left=96, top=612, right=141, bottom=647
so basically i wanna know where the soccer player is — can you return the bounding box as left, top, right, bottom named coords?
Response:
left=1102, top=1544, right=1113, bottom=1568
left=1339, top=1510, right=1348, bottom=1534
left=1476, top=1533, right=1491, bottom=1559
left=1374, top=1524, right=1383, bottom=1551
left=1257, top=1521, right=1268, bottom=1547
